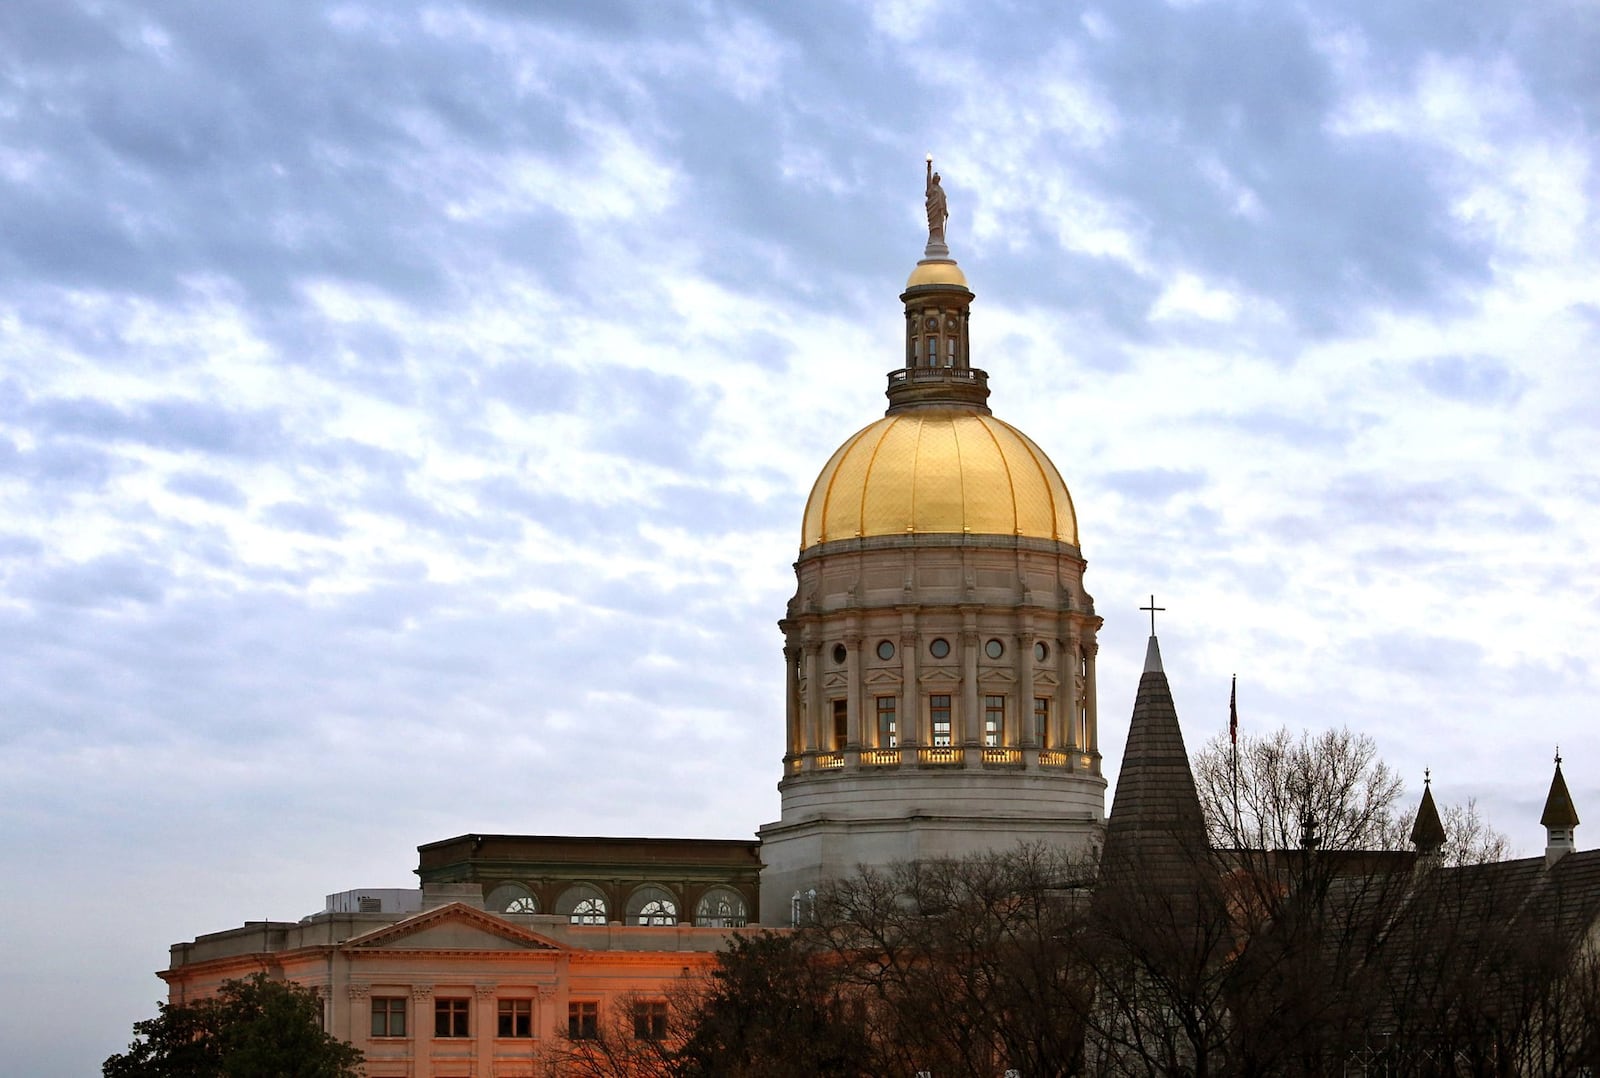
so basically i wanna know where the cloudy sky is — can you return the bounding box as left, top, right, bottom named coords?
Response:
left=3, top=0, right=1598, bottom=1071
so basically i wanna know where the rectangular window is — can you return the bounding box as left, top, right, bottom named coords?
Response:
left=931, top=694, right=951, bottom=747
left=832, top=698, right=848, bottom=750
left=633, top=1000, right=669, bottom=1041
left=434, top=998, right=469, bottom=1038
left=568, top=1001, right=599, bottom=1041
left=371, top=997, right=407, bottom=1038
left=1034, top=697, right=1050, bottom=747
left=876, top=696, right=897, bottom=747
left=498, top=999, right=532, bottom=1038
left=984, top=695, right=1005, bottom=747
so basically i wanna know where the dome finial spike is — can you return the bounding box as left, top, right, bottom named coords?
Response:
left=1424, top=766, right=1431, bottom=787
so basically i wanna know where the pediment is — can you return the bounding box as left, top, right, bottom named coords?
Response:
left=864, top=669, right=903, bottom=687
left=1035, top=672, right=1059, bottom=689
left=978, top=669, right=1017, bottom=685
left=822, top=672, right=848, bottom=690
left=918, top=668, right=960, bottom=686
left=343, top=902, right=566, bottom=953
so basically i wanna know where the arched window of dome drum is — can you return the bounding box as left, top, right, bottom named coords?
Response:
left=876, top=639, right=895, bottom=661
left=626, top=885, right=679, bottom=926
left=985, top=638, right=1004, bottom=659
left=557, top=884, right=608, bottom=925
left=929, top=638, right=951, bottom=659
left=485, top=883, right=538, bottom=914
left=695, top=887, right=748, bottom=928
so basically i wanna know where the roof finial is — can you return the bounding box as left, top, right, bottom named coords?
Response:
left=1556, top=745, right=1563, bottom=766
left=1140, top=594, right=1165, bottom=637
left=924, top=155, right=949, bottom=256
left=1424, top=767, right=1431, bottom=787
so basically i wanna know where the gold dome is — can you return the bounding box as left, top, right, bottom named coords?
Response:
left=906, top=258, right=968, bottom=289
left=802, top=408, right=1078, bottom=550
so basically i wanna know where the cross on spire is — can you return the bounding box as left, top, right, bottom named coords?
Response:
left=1139, top=594, right=1165, bottom=636
left=1424, top=767, right=1431, bottom=787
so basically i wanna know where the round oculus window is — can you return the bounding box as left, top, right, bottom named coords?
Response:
left=1034, top=641, right=1050, bottom=662
left=876, top=640, right=895, bottom=661
left=929, top=638, right=951, bottom=659
left=985, top=638, right=1005, bottom=659
left=832, top=643, right=848, bottom=665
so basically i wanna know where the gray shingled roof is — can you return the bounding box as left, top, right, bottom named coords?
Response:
left=1100, top=636, right=1211, bottom=891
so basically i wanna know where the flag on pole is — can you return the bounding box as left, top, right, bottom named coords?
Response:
left=1229, top=674, right=1237, bottom=745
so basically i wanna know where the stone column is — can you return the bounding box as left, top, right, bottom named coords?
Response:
left=345, top=983, right=368, bottom=1050
left=801, top=632, right=819, bottom=755
left=1085, top=640, right=1100, bottom=757
left=475, top=984, right=495, bottom=1071
left=960, top=617, right=980, bottom=749
left=844, top=629, right=862, bottom=751
left=410, top=986, right=434, bottom=1078
left=899, top=616, right=919, bottom=754
left=783, top=643, right=801, bottom=758
left=1016, top=624, right=1035, bottom=749
left=1062, top=623, right=1079, bottom=751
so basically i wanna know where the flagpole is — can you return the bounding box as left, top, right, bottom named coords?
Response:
left=1229, top=673, right=1240, bottom=844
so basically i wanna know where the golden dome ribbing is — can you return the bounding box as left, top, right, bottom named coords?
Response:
left=801, top=408, right=1078, bottom=550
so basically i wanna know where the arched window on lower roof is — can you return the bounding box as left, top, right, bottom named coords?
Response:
left=625, top=884, right=678, bottom=926
left=556, top=884, right=608, bottom=925
left=694, top=887, right=748, bottom=928
left=485, top=882, right=538, bottom=914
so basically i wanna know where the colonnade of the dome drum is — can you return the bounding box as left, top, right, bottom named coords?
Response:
left=778, top=544, right=1101, bottom=781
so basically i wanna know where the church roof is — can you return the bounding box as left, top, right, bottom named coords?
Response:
left=1410, top=778, right=1445, bottom=853
left=1541, top=757, right=1580, bottom=828
left=1101, top=635, right=1210, bottom=889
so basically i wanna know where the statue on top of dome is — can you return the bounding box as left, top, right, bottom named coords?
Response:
left=925, top=155, right=948, bottom=246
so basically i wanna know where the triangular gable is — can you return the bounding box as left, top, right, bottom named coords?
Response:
left=343, top=902, right=567, bottom=953
left=822, top=671, right=848, bottom=690
left=919, top=668, right=960, bottom=687
left=864, top=669, right=903, bottom=687
left=978, top=669, right=1017, bottom=686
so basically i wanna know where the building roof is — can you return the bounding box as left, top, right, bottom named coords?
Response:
left=1540, top=757, right=1580, bottom=828
left=1410, top=779, right=1446, bottom=853
left=800, top=408, right=1079, bottom=550
left=1100, top=635, right=1211, bottom=889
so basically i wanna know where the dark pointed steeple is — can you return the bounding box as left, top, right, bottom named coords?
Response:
left=1101, top=634, right=1210, bottom=889
left=1543, top=749, right=1579, bottom=866
left=1410, top=769, right=1445, bottom=856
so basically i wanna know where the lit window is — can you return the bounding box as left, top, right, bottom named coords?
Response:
left=435, top=998, right=469, bottom=1038
left=931, top=695, right=952, bottom=747
left=1034, top=697, right=1050, bottom=747
left=832, top=699, right=847, bottom=750
left=695, top=888, right=748, bottom=928
left=498, top=999, right=532, bottom=1038
left=633, top=1000, right=669, bottom=1041
left=876, top=696, right=897, bottom=747
left=568, top=1001, right=599, bottom=1040
left=371, top=997, right=406, bottom=1038
left=985, top=695, right=1005, bottom=747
